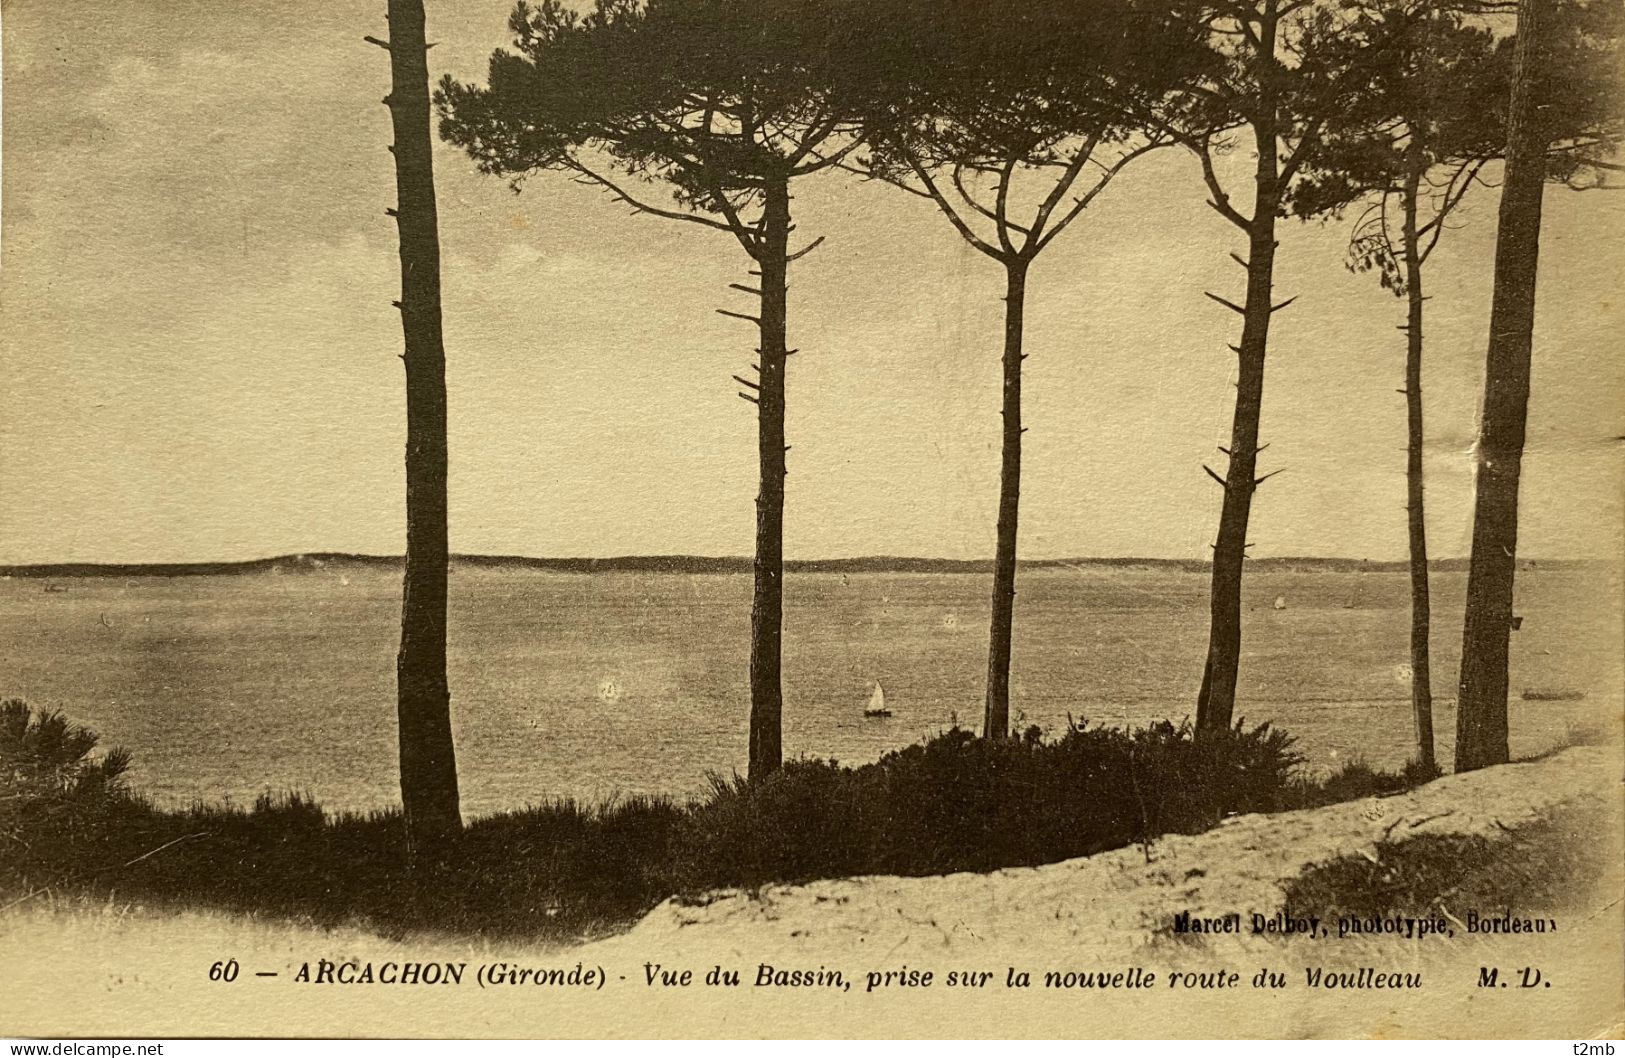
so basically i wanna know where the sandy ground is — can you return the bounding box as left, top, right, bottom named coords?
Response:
left=3, top=745, right=1621, bottom=1039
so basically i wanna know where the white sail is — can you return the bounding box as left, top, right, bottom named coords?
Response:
left=866, top=682, right=887, bottom=714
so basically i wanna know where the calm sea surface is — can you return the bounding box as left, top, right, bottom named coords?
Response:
left=1, top=566, right=1616, bottom=816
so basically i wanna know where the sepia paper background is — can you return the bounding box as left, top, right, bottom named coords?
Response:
left=2, top=0, right=1622, bottom=1039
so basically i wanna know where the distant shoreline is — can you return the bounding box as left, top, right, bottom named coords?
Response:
left=0, top=552, right=1608, bottom=578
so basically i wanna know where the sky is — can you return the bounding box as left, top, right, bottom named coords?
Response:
left=1, top=0, right=1621, bottom=565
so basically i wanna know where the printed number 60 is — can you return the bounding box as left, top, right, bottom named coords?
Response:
left=209, top=959, right=240, bottom=982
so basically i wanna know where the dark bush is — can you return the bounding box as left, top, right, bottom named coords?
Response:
left=673, top=718, right=1303, bottom=889
left=1, top=699, right=137, bottom=885
left=1282, top=754, right=1441, bottom=810
left=3, top=699, right=1439, bottom=942
left=1281, top=798, right=1610, bottom=923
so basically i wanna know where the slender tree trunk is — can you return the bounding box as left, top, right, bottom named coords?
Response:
left=1401, top=158, right=1436, bottom=772
left=747, top=175, right=792, bottom=780
left=984, top=259, right=1029, bottom=739
left=383, top=0, right=461, bottom=854
left=1196, top=131, right=1280, bottom=736
left=1456, top=0, right=1549, bottom=772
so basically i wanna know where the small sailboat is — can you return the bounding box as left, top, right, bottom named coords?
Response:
left=863, top=681, right=892, bottom=718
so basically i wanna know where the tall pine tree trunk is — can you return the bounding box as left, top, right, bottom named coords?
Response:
left=1456, top=0, right=1549, bottom=772
left=984, top=259, right=1029, bottom=739
left=1196, top=134, right=1280, bottom=736
left=1401, top=157, right=1436, bottom=772
left=383, top=0, right=461, bottom=853
left=748, top=175, right=792, bottom=780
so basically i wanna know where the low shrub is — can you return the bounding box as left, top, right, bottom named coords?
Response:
left=1281, top=798, right=1611, bottom=924
left=1282, top=754, right=1441, bottom=810
left=673, top=719, right=1302, bottom=888
left=1, top=700, right=1436, bottom=940
left=1, top=699, right=136, bottom=881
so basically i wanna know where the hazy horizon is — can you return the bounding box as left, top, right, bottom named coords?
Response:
left=3, top=0, right=1621, bottom=567
left=1, top=547, right=1612, bottom=571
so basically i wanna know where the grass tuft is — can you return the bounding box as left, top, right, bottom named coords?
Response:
left=1280, top=797, right=1612, bottom=925
left=1283, top=754, right=1442, bottom=810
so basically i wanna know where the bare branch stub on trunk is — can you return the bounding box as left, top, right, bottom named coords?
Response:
left=1184, top=0, right=1298, bottom=737
left=1280, top=0, right=1506, bottom=771
left=1170, top=0, right=1384, bottom=738
left=1284, top=0, right=1619, bottom=767
left=841, top=0, right=1213, bottom=739
left=437, top=0, right=862, bottom=780
left=380, top=0, right=462, bottom=858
